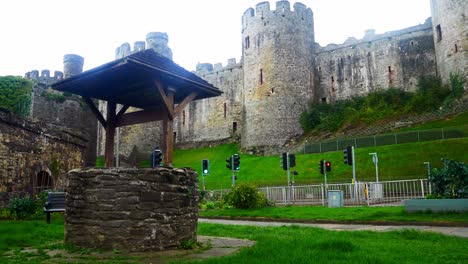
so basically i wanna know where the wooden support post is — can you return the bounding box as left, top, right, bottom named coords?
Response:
left=162, top=116, right=168, bottom=166
left=104, top=102, right=116, bottom=167
left=166, top=89, right=175, bottom=167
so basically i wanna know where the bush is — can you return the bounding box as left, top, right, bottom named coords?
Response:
left=0, top=76, right=32, bottom=118
left=7, top=196, right=38, bottom=220
left=299, top=75, right=455, bottom=133
left=224, top=183, right=267, bottom=209
left=429, top=159, right=468, bottom=199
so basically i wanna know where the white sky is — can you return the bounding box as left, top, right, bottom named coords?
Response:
left=0, top=0, right=431, bottom=76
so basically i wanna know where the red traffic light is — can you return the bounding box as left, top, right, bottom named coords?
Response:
left=325, top=161, right=331, bottom=172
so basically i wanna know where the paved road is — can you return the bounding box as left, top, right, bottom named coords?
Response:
left=199, top=218, right=468, bottom=238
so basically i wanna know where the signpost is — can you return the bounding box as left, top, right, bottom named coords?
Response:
left=369, top=152, right=379, bottom=182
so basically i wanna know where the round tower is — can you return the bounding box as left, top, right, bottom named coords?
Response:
left=63, top=54, right=84, bottom=78
left=430, top=0, right=467, bottom=89
left=241, top=1, right=315, bottom=148
left=146, top=32, right=173, bottom=60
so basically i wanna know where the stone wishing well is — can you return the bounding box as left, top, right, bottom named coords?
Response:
left=65, top=168, right=199, bottom=252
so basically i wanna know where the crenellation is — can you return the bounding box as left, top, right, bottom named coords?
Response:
left=276, top=1, right=291, bottom=12
left=255, top=2, right=270, bottom=15
left=25, top=70, right=64, bottom=83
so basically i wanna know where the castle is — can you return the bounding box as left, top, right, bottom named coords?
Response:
left=25, top=0, right=466, bottom=162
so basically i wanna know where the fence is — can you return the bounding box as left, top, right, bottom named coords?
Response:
left=207, top=179, right=431, bottom=206
left=303, top=125, right=467, bottom=154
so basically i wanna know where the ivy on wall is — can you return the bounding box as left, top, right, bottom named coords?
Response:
left=0, top=76, right=32, bottom=118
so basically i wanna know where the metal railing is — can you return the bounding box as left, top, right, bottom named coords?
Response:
left=207, top=179, right=431, bottom=206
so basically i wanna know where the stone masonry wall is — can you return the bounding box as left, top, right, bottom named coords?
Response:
left=175, top=60, right=244, bottom=147
left=314, top=20, right=437, bottom=101
left=0, top=108, right=87, bottom=206
left=241, top=2, right=315, bottom=148
left=430, top=0, right=467, bottom=89
left=65, top=167, right=199, bottom=252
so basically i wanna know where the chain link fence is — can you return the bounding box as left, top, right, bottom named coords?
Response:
left=303, top=125, right=467, bottom=154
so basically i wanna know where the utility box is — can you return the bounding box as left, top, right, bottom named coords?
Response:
left=328, top=190, right=344, bottom=208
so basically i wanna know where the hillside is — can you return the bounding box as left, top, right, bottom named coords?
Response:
left=173, top=137, right=467, bottom=190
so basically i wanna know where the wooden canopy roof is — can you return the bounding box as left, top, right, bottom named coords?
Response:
left=51, top=49, right=222, bottom=167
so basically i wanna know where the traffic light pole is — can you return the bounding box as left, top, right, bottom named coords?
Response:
left=287, top=152, right=291, bottom=186
left=230, top=156, right=236, bottom=186
left=352, top=146, right=358, bottom=201
left=323, top=160, right=328, bottom=186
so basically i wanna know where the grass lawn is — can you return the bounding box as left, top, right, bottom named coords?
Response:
left=393, top=111, right=468, bottom=132
left=2, top=218, right=467, bottom=264
left=200, top=206, right=468, bottom=224
left=191, top=223, right=468, bottom=264
left=172, top=138, right=468, bottom=189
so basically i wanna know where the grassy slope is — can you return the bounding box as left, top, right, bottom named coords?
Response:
left=200, top=206, right=468, bottom=223
left=393, top=111, right=468, bottom=132
left=173, top=138, right=468, bottom=189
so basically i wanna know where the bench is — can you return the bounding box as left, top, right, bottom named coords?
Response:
left=44, top=192, right=65, bottom=224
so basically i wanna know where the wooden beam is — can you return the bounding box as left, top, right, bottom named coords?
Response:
left=104, top=102, right=116, bottom=167
left=116, top=105, right=130, bottom=120
left=174, top=92, right=197, bottom=117
left=162, top=115, right=168, bottom=166
left=82, top=97, right=107, bottom=128
left=154, top=80, right=174, bottom=119
left=116, top=109, right=165, bottom=127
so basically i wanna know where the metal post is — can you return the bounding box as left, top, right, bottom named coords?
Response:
left=352, top=146, right=357, bottom=201
left=420, top=179, right=425, bottom=198
left=324, top=160, right=328, bottom=186
left=369, top=152, right=379, bottom=182
left=231, top=155, right=235, bottom=186
left=286, top=152, right=291, bottom=186
left=202, top=174, right=206, bottom=191
left=424, top=162, right=431, bottom=194
left=321, top=184, right=325, bottom=206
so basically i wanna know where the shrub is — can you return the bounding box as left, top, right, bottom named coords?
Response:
left=224, top=183, right=267, bottom=209
left=429, top=159, right=468, bottom=199
left=7, top=196, right=38, bottom=220
left=0, top=76, right=32, bottom=118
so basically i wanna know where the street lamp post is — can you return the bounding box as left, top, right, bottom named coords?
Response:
left=369, top=153, right=379, bottom=182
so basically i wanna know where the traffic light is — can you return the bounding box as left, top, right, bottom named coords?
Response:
left=233, top=154, right=240, bottom=171
left=202, top=159, right=209, bottom=174
left=226, top=156, right=232, bottom=170
left=325, top=161, right=331, bottom=172
left=319, top=159, right=324, bottom=175
left=281, top=152, right=288, bottom=170
left=151, top=148, right=163, bottom=168
left=344, top=146, right=353, bottom=165
left=289, top=154, right=296, bottom=168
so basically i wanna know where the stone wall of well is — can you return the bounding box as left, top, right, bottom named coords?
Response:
left=0, top=108, right=87, bottom=206
left=65, top=167, right=199, bottom=252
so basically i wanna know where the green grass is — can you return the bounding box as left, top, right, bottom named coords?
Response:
left=394, top=112, right=468, bottom=132
left=173, top=138, right=468, bottom=189
left=191, top=223, right=468, bottom=264
left=200, top=206, right=468, bottom=223
left=2, top=219, right=467, bottom=263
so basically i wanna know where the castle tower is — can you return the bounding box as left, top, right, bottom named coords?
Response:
left=430, top=0, right=467, bottom=88
left=241, top=1, right=315, bottom=148
left=63, top=54, right=84, bottom=78
left=146, top=32, right=173, bottom=60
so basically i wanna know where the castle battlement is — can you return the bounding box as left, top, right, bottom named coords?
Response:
left=115, top=41, right=146, bottom=59
left=317, top=18, right=433, bottom=54
left=242, top=1, right=313, bottom=31
left=195, top=58, right=242, bottom=77
left=25, top=69, right=63, bottom=84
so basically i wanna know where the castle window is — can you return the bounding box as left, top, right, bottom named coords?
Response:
left=454, top=44, right=458, bottom=53
left=410, top=41, right=414, bottom=46
left=182, top=110, right=186, bottom=125
left=388, top=66, right=392, bottom=73
left=233, top=122, right=238, bottom=134
left=331, top=76, right=334, bottom=83
left=36, top=171, right=53, bottom=194
left=260, top=69, right=264, bottom=85
left=436, top=24, right=442, bottom=42
left=321, top=97, right=327, bottom=103
left=173, top=132, right=177, bottom=143
left=223, top=102, right=227, bottom=118
left=245, top=36, right=250, bottom=49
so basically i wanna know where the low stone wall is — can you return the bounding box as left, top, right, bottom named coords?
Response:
left=65, top=167, right=199, bottom=252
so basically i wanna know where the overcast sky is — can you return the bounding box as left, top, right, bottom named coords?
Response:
left=0, top=0, right=431, bottom=77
